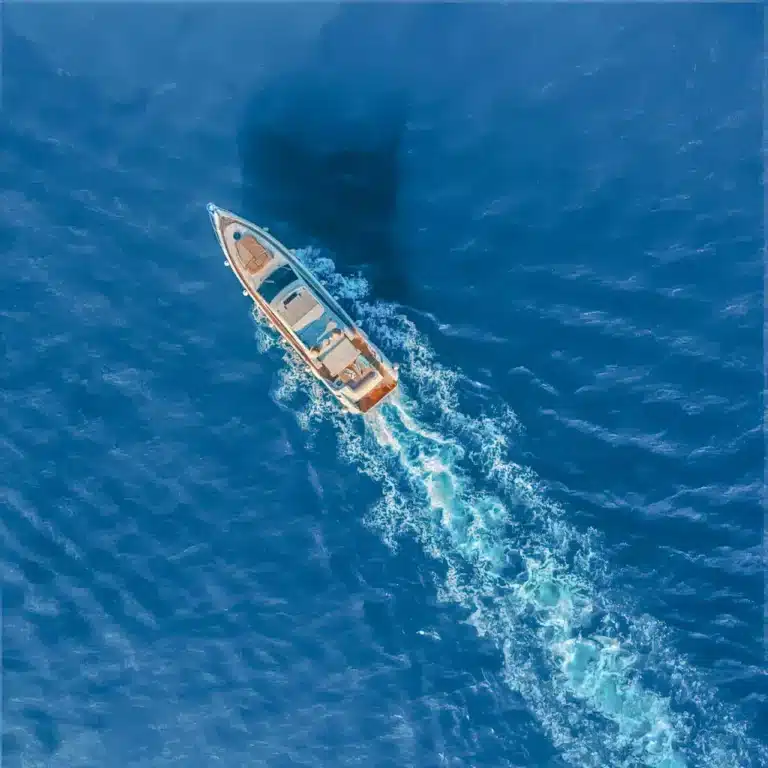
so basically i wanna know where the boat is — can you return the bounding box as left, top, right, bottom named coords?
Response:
left=207, top=203, right=399, bottom=415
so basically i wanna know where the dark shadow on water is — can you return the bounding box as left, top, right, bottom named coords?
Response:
left=236, top=6, right=414, bottom=304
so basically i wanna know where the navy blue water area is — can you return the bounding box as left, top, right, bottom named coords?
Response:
left=2, top=4, right=765, bottom=768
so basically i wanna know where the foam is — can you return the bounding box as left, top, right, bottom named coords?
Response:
left=250, top=247, right=766, bottom=768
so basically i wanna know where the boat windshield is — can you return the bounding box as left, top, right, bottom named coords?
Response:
left=259, top=264, right=299, bottom=303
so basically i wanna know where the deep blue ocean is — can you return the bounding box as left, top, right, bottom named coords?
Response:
left=2, top=4, right=765, bottom=768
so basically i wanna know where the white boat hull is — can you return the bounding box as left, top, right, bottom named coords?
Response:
left=207, top=203, right=399, bottom=415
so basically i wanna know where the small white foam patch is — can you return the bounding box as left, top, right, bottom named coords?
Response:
left=253, top=247, right=765, bottom=768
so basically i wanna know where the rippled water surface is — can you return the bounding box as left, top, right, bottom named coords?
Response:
left=2, top=4, right=765, bottom=768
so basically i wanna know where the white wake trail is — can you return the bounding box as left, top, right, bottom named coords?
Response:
left=253, top=247, right=764, bottom=768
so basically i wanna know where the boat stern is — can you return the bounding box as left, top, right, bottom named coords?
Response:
left=354, top=374, right=398, bottom=414
left=339, top=360, right=398, bottom=414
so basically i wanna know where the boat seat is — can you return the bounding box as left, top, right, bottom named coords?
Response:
left=237, top=235, right=272, bottom=274
left=348, top=368, right=378, bottom=391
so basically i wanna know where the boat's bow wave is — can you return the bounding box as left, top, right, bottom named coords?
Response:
left=253, top=246, right=766, bottom=768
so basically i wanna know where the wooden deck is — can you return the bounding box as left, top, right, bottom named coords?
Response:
left=356, top=374, right=398, bottom=413
left=237, top=235, right=272, bottom=275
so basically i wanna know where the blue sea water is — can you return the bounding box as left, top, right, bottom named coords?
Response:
left=1, top=4, right=765, bottom=768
